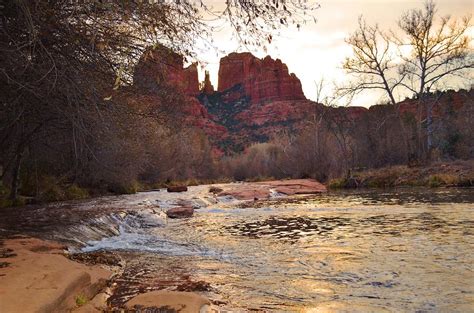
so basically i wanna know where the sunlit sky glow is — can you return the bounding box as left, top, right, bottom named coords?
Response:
left=193, top=0, right=473, bottom=107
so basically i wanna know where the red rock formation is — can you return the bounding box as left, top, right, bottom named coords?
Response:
left=200, top=71, right=215, bottom=94
left=234, top=100, right=317, bottom=127
left=183, top=98, right=228, bottom=139
left=132, top=45, right=228, bottom=143
left=134, top=45, right=199, bottom=96
left=217, top=52, right=306, bottom=104
left=396, top=89, right=471, bottom=120
left=183, top=63, right=200, bottom=96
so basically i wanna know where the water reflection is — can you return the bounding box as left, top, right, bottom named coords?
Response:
left=101, top=189, right=474, bottom=311
left=0, top=187, right=473, bottom=311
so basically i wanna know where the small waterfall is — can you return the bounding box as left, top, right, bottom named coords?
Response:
left=53, top=208, right=168, bottom=250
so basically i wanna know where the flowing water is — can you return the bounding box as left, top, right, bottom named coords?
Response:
left=1, top=186, right=473, bottom=312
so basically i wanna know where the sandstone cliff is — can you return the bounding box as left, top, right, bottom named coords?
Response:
left=133, top=45, right=227, bottom=141
left=217, top=53, right=306, bottom=104
left=134, top=46, right=199, bottom=96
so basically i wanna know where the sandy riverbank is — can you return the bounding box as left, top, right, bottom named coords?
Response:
left=0, top=237, right=110, bottom=312
left=0, top=237, right=215, bottom=312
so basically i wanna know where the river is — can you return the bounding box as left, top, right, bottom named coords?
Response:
left=1, top=186, right=473, bottom=312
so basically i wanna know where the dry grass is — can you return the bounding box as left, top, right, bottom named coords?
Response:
left=329, top=160, right=473, bottom=189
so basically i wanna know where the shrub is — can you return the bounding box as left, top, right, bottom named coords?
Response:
left=0, top=198, right=13, bottom=209
left=328, top=178, right=348, bottom=189
left=457, top=175, right=474, bottom=187
left=1, top=197, right=27, bottom=208
left=108, top=180, right=140, bottom=195
left=39, top=184, right=66, bottom=202
left=65, top=184, right=89, bottom=200
left=427, top=174, right=458, bottom=187
left=75, top=294, right=87, bottom=307
left=0, top=182, right=9, bottom=198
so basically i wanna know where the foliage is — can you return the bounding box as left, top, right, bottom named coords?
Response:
left=427, top=174, right=458, bottom=187
left=328, top=161, right=473, bottom=189
left=75, top=294, right=88, bottom=307
left=65, top=185, right=90, bottom=200
left=328, top=178, right=349, bottom=189
left=0, top=182, right=9, bottom=198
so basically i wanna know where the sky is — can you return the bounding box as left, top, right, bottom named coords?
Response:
left=194, top=0, right=473, bottom=107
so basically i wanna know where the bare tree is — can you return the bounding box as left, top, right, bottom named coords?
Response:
left=340, top=1, right=472, bottom=163
left=395, top=0, right=473, bottom=157
left=341, top=17, right=402, bottom=105
left=341, top=17, right=412, bottom=162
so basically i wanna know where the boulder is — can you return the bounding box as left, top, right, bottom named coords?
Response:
left=167, top=185, right=188, bottom=192
left=166, top=207, right=194, bottom=218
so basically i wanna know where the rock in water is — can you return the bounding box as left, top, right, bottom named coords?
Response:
left=166, top=207, right=194, bottom=218
left=167, top=185, right=188, bottom=192
left=125, top=290, right=210, bottom=313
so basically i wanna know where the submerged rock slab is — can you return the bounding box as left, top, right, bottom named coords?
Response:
left=260, top=179, right=327, bottom=195
left=217, top=179, right=327, bottom=200
left=125, top=290, right=210, bottom=313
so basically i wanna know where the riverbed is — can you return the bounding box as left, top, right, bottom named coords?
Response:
left=1, top=185, right=473, bottom=312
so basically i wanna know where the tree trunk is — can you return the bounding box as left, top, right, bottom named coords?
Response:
left=9, top=149, right=23, bottom=200
left=426, top=103, right=434, bottom=160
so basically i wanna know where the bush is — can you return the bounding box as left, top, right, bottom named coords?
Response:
left=39, top=184, right=66, bottom=202
left=457, top=176, right=474, bottom=187
left=75, top=294, right=87, bottom=307
left=65, top=184, right=89, bottom=200
left=427, top=174, right=459, bottom=187
left=0, top=182, right=9, bottom=198
left=108, top=180, right=140, bottom=195
left=0, top=197, right=27, bottom=208
left=0, top=198, right=13, bottom=209
left=328, top=178, right=348, bottom=189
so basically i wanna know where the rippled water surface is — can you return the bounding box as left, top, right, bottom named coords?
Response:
left=1, top=187, right=473, bottom=312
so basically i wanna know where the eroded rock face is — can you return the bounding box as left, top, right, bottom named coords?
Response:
left=217, top=52, right=306, bottom=104
left=201, top=70, right=215, bottom=94
left=198, top=83, right=318, bottom=152
left=132, top=45, right=228, bottom=145
left=133, top=45, right=199, bottom=97
left=132, top=47, right=314, bottom=152
left=183, top=63, right=200, bottom=96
